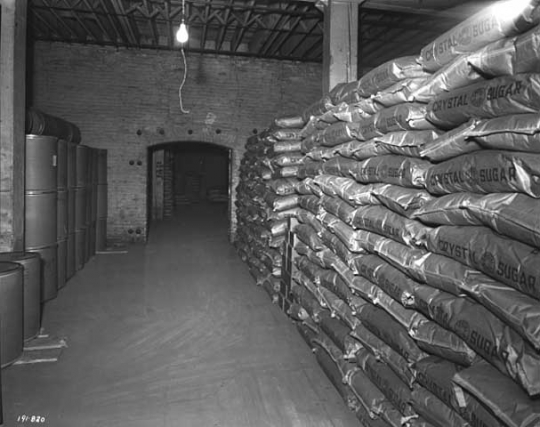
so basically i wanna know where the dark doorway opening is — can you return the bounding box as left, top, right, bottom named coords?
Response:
left=147, top=142, right=232, bottom=240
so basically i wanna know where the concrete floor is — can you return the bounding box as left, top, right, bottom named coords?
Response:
left=3, top=203, right=360, bottom=427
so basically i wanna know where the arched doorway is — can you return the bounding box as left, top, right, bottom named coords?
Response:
left=147, top=141, right=233, bottom=239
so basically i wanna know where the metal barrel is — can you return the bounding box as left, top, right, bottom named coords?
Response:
left=66, top=233, right=76, bottom=280
left=57, top=189, right=68, bottom=241
left=24, top=191, right=57, bottom=249
left=57, top=139, right=68, bottom=191
left=97, top=149, right=107, bottom=185
left=75, top=145, right=89, bottom=188
left=75, top=187, right=87, bottom=231
left=57, top=189, right=68, bottom=290
left=25, top=135, right=58, bottom=192
left=0, top=252, right=41, bottom=341
left=96, top=218, right=107, bottom=252
left=75, top=229, right=86, bottom=271
left=0, top=262, right=23, bottom=367
left=28, top=245, right=58, bottom=303
left=67, top=142, right=77, bottom=190
left=57, top=239, right=67, bottom=290
left=85, top=182, right=93, bottom=227
left=67, top=188, right=76, bottom=234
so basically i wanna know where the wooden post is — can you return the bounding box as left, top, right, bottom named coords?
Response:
left=0, top=0, right=27, bottom=251
left=322, top=0, right=359, bottom=94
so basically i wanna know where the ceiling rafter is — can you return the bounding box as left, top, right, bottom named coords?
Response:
left=265, top=4, right=311, bottom=57
left=60, top=0, right=102, bottom=41
left=28, top=0, right=491, bottom=64
left=142, top=0, right=161, bottom=45
left=81, top=0, right=118, bottom=43
left=200, top=1, right=212, bottom=48
left=285, top=15, right=320, bottom=57
left=258, top=3, right=297, bottom=56
left=231, top=0, right=256, bottom=52
left=109, top=0, right=141, bottom=46
left=31, top=8, right=63, bottom=38
left=95, top=0, right=125, bottom=43
left=40, top=0, right=80, bottom=40
left=216, top=0, right=235, bottom=51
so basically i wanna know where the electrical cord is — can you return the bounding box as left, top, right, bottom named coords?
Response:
left=179, top=46, right=190, bottom=114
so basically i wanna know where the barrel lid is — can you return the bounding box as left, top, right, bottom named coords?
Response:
left=25, top=134, right=58, bottom=142
left=0, top=261, right=22, bottom=274
left=0, top=252, right=40, bottom=262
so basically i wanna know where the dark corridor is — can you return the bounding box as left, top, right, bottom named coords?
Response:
left=149, top=142, right=230, bottom=223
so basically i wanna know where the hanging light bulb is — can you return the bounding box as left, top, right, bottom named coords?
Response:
left=176, top=0, right=189, bottom=44
left=176, top=21, right=189, bottom=44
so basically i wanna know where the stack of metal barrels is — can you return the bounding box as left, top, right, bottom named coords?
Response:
left=0, top=111, right=108, bottom=369
left=25, top=134, right=59, bottom=302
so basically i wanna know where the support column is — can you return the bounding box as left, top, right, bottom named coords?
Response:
left=0, top=0, right=27, bottom=251
left=322, top=0, right=359, bottom=94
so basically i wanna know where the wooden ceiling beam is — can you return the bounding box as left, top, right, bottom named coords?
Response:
left=265, top=7, right=308, bottom=57
left=96, top=0, right=125, bottom=43
left=31, top=9, right=63, bottom=39
left=143, top=0, right=160, bottom=45
left=232, top=0, right=255, bottom=52
left=216, top=0, right=234, bottom=51
left=103, top=0, right=130, bottom=44
left=108, top=0, right=140, bottom=46
left=61, top=0, right=103, bottom=41
left=164, top=0, right=174, bottom=48
left=258, top=3, right=295, bottom=56
left=81, top=0, right=118, bottom=43
left=299, top=28, right=323, bottom=58
left=285, top=16, right=320, bottom=56
left=200, top=1, right=211, bottom=48
left=40, top=0, right=80, bottom=40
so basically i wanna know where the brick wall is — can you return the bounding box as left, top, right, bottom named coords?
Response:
left=30, top=42, right=322, bottom=242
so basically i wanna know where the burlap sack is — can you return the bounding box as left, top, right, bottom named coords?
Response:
left=468, top=113, right=540, bottom=152
left=350, top=155, right=431, bottom=188
left=420, top=119, right=482, bottom=162
left=411, top=193, right=484, bottom=226
left=374, top=237, right=470, bottom=296
left=358, top=56, right=430, bottom=97
left=419, top=2, right=540, bottom=72
left=462, top=270, right=540, bottom=351
left=351, top=323, right=415, bottom=387
left=453, top=362, right=540, bottom=423
left=350, top=253, right=417, bottom=306
left=425, top=151, right=540, bottom=197
left=465, top=192, right=540, bottom=247
left=426, top=225, right=540, bottom=300
left=411, top=385, right=469, bottom=427
left=351, top=204, right=431, bottom=246
left=426, top=73, right=540, bottom=129
left=410, top=54, right=484, bottom=103
left=373, top=184, right=435, bottom=218
left=356, top=347, right=415, bottom=416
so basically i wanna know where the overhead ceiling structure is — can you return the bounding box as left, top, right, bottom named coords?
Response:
left=28, top=0, right=496, bottom=68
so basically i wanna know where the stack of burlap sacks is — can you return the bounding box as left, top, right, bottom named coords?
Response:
left=235, top=130, right=304, bottom=299
left=237, top=2, right=540, bottom=427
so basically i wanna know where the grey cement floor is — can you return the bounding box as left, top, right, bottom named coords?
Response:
left=2, top=203, right=360, bottom=427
